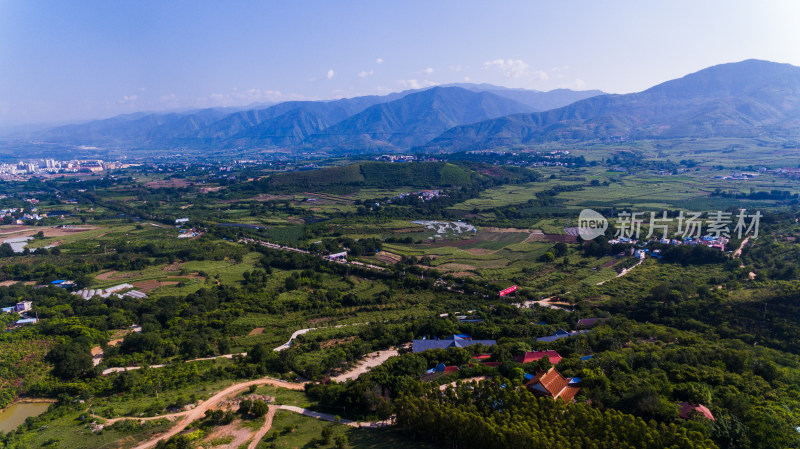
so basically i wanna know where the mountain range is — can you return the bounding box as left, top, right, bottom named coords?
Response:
left=15, top=85, right=603, bottom=152
left=424, top=60, right=800, bottom=151
left=8, top=59, right=800, bottom=154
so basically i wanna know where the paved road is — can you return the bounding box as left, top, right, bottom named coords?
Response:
left=273, top=328, right=317, bottom=351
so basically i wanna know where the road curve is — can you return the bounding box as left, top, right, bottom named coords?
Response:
left=121, top=377, right=305, bottom=449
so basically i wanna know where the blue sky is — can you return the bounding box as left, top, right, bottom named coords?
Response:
left=1, top=0, right=798, bottom=125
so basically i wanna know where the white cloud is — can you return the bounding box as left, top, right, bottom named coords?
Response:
left=533, top=70, right=549, bottom=80
left=463, top=76, right=471, bottom=82
left=376, top=58, right=383, bottom=64
left=120, top=95, right=137, bottom=103
left=326, top=69, right=335, bottom=79
left=423, top=67, right=434, bottom=75
left=202, top=88, right=298, bottom=107
left=483, top=58, right=541, bottom=79
left=450, top=64, right=469, bottom=72
left=358, top=69, right=374, bottom=78
left=399, top=79, right=439, bottom=90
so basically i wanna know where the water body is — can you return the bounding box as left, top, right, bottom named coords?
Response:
left=0, top=402, right=51, bottom=432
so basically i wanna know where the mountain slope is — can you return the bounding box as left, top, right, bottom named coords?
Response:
left=445, top=83, right=605, bottom=111
left=40, top=108, right=231, bottom=146
left=39, top=92, right=415, bottom=148
left=425, top=60, right=800, bottom=151
left=303, top=86, right=536, bottom=151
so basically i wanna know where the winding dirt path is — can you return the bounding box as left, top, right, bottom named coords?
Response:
left=102, top=353, right=247, bottom=375
left=734, top=236, right=750, bottom=259
left=273, top=323, right=369, bottom=352
left=596, top=256, right=644, bottom=286
left=107, top=377, right=304, bottom=449
left=247, top=406, right=277, bottom=449
left=330, top=347, right=401, bottom=383
left=100, top=343, right=405, bottom=448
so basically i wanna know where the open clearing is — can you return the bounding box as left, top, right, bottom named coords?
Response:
left=0, top=225, right=99, bottom=238
left=133, top=279, right=180, bottom=293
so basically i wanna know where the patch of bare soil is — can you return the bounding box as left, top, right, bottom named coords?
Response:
left=0, top=225, right=31, bottom=235
left=101, top=271, right=141, bottom=280
left=1, top=226, right=99, bottom=239
left=133, top=279, right=179, bottom=293
left=0, top=280, right=20, bottom=286
left=248, top=327, right=265, bottom=336
left=320, top=336, right=357, bottom=349
left=600, top=259, right=617, bottom=268
left=163, top=262, right=185, bottom=272
left=287, top=216, right=305, bottom=224
left=145, top=179, right=192, bottom=188
left=465, top=248, right=496, bottom=255
left=392, top=227, right=426, bottom=233
left=307, top=317, right=332, bottom=325
left=375, top=251, right=402, bottom=264
left=440, top=263, right=476, bottom=272
left=201, top=418, right=254, bottom=449
left=525, top=233, right=577, bottom=243
left=482, top=227, right=532, bottom=233
left=95, top=270, right=118, bottom=280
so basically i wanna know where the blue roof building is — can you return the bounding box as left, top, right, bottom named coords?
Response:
left=536, top=329, right=589, bottom=343
left=413, top=335, right=496, bottom=353
left=15, top=318, right=38, bottom=325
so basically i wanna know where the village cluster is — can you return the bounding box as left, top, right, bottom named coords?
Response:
left=409, top=320, right=713, bottom=421
left=0, top=159, right=139, bottom=180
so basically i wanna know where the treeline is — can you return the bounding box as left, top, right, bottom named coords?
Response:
left=712, top=188, right=799, bottom=202
left=396, top=379, right=717, bottom=449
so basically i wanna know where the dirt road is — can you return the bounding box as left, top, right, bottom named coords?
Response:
left=247, top=406, right=277, bottom=449
left=113, top=377, right=305, bottom=449
left=734, top=236, right=751, bottom=258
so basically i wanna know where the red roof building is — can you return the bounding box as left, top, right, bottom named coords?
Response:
left=679, top=402, right=715, bottom=421
left=515, top=350, right=562, bottom=365
left=524, top=367, right=580, bottom=402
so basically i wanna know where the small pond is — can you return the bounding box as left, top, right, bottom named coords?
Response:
left=0, top=402, right=51, bottom=432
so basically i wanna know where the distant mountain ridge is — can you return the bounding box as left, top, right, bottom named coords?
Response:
left=15, top=60, right=800, bottom=154
left=24, top=85, right=605, bottom=151
left=442, top=83, right=605, bottom=111
left=302, top=86, right=538, bottom=151
left=423, top=60, right=800, bottom=151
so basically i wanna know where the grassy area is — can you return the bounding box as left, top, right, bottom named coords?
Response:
left=258, top=411, right=436, bottom=449
left=251, top=385, right=316, bottom=408
left=12, top=408, right=172, bottom=449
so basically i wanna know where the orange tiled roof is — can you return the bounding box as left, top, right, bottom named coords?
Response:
left=525, top=367, right=580, bottom=401
left=515, top=350, right=562, bottom=364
